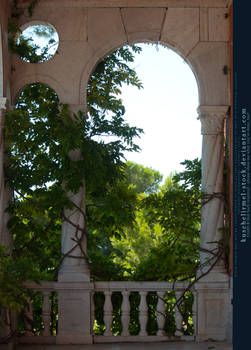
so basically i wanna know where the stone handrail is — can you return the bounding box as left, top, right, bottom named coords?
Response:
left=92, top=281, right=196, bottom=342
left=21, top=281, right=197, bottom=344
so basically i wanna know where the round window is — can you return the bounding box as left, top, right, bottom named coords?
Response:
left=17, top=23, right=59, bottom=63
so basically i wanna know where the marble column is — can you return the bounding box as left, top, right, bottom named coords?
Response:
left=0, top=97, right=12, bottom=249
left=58, top=104, right=90, bottom=282
left=198, top=105, right=229, bottom=277
left=0, top=97, right=16, bottom=341
left=195, top=106, right=230, bottom=341
left=56, top=104, right=93, bottom=344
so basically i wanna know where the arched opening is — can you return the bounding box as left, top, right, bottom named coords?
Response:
left=5, top=82, right=64, bottom=278
left=120, top=43, right=200, bottom=177
left=85, top=43, right=201, bottom=337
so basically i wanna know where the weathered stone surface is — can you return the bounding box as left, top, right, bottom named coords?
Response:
left=10, top=40, right=91, bottom=105
left=0, top=28, right=3, bottom=97
left=209, top=8, right=229, bottom=42
left=122, top=8, right=166, bottom=43
left=199, top=8, right=209, bottom=41
left=195, top=281, right=230, bottom=341
left=0, top=98, right=11, bottom=249
left=197, top=106, right=228, bottom=273
left=0, top=0, right=10, bottom=98
left=19, top=7, right=87, bottom=42
left=19, top=0, right=232, bottom=8
left=188, top=42, right=229, bottom=105
left=57, top=284, right=93, bottom=344
left=198, top=105, right=227, bottom=135
left=48, top=7, right=88, bottom=41
left=161, top=8, right=199, bottom=56
left=87, top=8, right=127, bottom=53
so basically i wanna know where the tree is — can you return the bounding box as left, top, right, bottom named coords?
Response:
left=123, top=161, right=163, bottom=194
left=1, top=16, right=144, bottom=327
left=109, top=161, right=201, bottom=282
left=137, top=161, right=201, bottom=281
left=87, top=162, right=162, bottom=280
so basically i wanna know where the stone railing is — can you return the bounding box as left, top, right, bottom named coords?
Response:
left=21, top=282, right=58, bottom=344
left=20, top=281, right=197, bottom=344
left=92, top=281, right=196, bottom=343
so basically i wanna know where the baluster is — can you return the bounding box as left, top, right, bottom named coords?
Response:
left=174, top=291, right=183, bottom=337
left=24, top=298, right=33, bottom=336
left=121, top=291, right=130, bottom=336
left=156, top=291, right=166, bottom=336
left=103, top=291, right=113, bottom=336
left=42, top=291, right=51, bottom=336
left=90, top=291, right=95, bottom=335
left=139, top=291, right=148, bottom=336
left=191, top=291, right=197, bottom=336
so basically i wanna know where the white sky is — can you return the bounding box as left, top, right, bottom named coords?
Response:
left=121, top=43, right=201, bottom=180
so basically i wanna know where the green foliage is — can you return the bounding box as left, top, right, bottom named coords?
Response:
left=87, top=162, right=163, bottom=280
left=4, top=14, right=202, bottom=337
left=0, top=245, right=37, bottom=313
left=32, top=24, right=56, bottom=38
left=9, top=1, right=55, bottom=63
left=110, top=210, right=163, bottom=278
left=109, top=164, right=201, bottom=282
left=4, top=42, right=143, bottom=282
left=88, top=45, right=143, bottom=121
left=136, top=171, right=200, bottom=281
left=173, top=158, right=201, bottom=191
left=8, top=22, right=56, bottom=63
left=2, top=40, right=145, bottom=338
left=10, top=0, right=38, bottom=20
left=123, top=161, right=163, bottom=194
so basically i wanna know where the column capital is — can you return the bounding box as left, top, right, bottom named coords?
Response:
left=0, top=98, right=9, bottom=129
left=0, top=97, right=8, bottom=111
left=197, top=105, right=229, bottom=135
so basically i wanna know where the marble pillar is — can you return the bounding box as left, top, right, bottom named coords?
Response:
left=57, top=104, right=92, bottom=344
left=195, top=105, right=230, bottom=341
left=58, top=105, right=90, bottom=282
left=198, top=105, right=229, bottom=279
left=0, top=97, right=12, bottom=249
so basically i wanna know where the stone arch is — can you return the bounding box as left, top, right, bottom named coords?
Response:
left=11, top=74, right=64, bottom=105
left=79, top=32, right=229, bottom=277
left=79, top=39, right=201, bottom=107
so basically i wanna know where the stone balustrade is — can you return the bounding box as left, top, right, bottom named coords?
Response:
left=20, top=281, right=196, bottom=344
left=92, top=281, right=196, bottom=343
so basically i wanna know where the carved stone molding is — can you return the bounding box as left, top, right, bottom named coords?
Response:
left=0, top=97, right=8, bottom=111
left=197, top=105, right=229, bottom=135
left=0, top=98, right=8, bottom=131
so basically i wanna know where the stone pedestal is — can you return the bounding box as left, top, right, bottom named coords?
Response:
left=195, top=278, right=230, bottom=341
left=56, top=282, right=93, bottom=344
